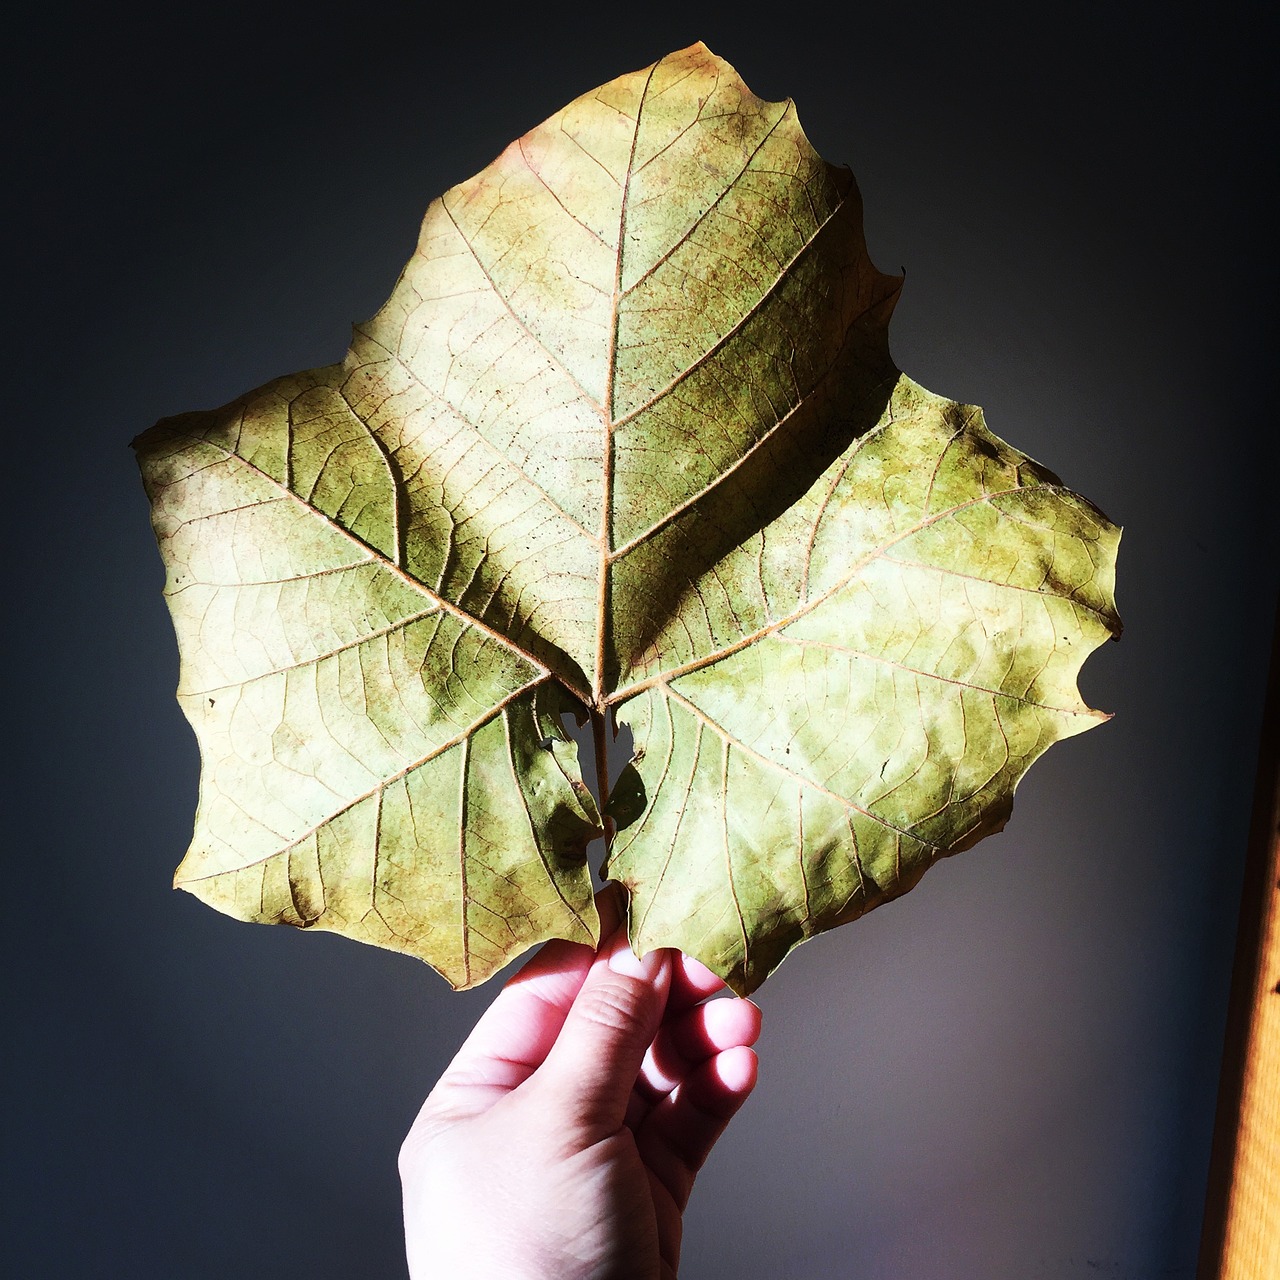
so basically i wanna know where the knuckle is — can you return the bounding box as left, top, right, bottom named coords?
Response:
left=574, top=976, right=651, bottom=1039
left=397, top=1133, right=421, bottom=1183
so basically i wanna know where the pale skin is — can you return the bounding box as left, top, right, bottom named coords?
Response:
left=399, top=888, right=762, bottom=1279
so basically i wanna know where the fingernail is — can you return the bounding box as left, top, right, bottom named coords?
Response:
left=607, top=930, right=661, bottom=979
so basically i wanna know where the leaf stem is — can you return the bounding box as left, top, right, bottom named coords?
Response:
left=590, top=707, right=615, bottom=842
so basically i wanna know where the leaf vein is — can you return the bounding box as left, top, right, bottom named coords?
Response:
left=182, top=430, right=577, bottom=696
left=438, top=195, right=605, bottom=415
left=181, top=606, right=442, bottom=696
left=660, top=682, right=942, bottom=851
left=608, top=187, right=850, bottom=433
left=610, top=482, right=1077, bottom=702
left=621, top=100, right=790, bottom=298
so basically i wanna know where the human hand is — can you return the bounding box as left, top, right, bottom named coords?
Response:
left=399, top=889, right=762, bottom=1279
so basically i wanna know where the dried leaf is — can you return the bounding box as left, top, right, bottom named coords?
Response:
left=135, top=43, right=1120, bottom=994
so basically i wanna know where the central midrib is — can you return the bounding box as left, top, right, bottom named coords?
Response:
left=594, top=60, right=657, bottom=711
left=584, top=65, right=659, bottom=817
left=428, top=76, right=851, bottom=718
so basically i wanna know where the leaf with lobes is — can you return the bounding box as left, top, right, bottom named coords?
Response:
left=135, top=43, right=1120, bottom=995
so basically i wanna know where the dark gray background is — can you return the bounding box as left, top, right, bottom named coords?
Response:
left=7, top=2, right=1277, bottom=1275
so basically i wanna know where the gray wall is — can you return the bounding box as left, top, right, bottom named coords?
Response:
left=8, top=2, right=1277, bottom=1276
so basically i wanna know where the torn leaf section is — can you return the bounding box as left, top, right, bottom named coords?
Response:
left=606, top=378, right=1120, bottom=994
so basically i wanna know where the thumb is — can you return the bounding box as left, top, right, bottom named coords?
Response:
left=532, top=927, right=672, bottom=1138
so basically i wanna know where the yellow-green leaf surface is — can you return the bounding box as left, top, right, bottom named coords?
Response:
left=135, top=43, right=1120, bottom=993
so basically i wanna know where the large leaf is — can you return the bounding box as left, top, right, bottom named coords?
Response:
left=135, top=43, right=1119, bottom=994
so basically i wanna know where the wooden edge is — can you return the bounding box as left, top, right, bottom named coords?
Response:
left=1198, top=594, right=1280, bottom=1278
